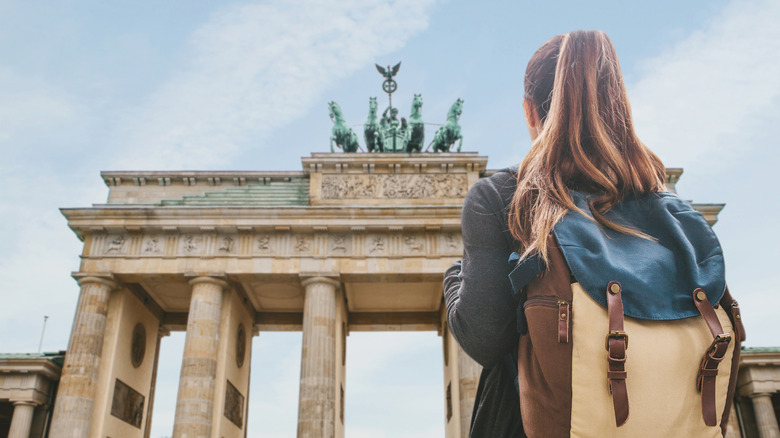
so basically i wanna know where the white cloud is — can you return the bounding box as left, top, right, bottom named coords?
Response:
left=113, top=0, right=437, bottom=170
left=630, top=0, right=780, bottom=170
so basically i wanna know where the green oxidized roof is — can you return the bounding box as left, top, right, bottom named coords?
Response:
left=0, top=351, right=65, bottom=367
left=160, top=177, right=310, bottom=207
left=742, top=347, right=780, bottom=354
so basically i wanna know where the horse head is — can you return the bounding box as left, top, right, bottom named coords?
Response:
left=448, top=98, right=463, bottom=118
left=412, top=94, right=423, bottom=109
left=329, top=101, right=343, bottom=122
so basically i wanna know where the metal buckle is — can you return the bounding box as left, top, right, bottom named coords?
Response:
left=707, top=333, right=732, bottom=357
left=605, top=330, right=629, bottom=351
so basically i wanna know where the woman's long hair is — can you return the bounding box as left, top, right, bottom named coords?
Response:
left=508, top=30, right=667, bottom=263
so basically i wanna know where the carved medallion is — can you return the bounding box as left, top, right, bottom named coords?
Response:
left=130, top=323, right=146, bottom=368
left=321, top=174, right=467, bottom=199
left=236, top=323, right=246, bottom=368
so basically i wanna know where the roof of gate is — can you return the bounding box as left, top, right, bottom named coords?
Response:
left=159, top=176, right=309, bottom=207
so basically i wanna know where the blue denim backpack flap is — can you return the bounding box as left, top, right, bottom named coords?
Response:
left=552, top=190, right=725, bottom=320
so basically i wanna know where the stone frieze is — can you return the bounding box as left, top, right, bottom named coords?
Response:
left=321, top=174, right=467, bottom=199
left=92, top=230, right=463, bottom=258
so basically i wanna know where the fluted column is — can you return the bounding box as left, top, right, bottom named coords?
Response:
left=49, top=275, right=115, bottom=438
left=751, top=392, right=780, bottom=438
left=297, top=276, right=340, bottom=438
left=457, top=346, right=481, bottom=438
left=8, top=401, right=36, bottom=438
left=173, top=276, right=227, bottom=438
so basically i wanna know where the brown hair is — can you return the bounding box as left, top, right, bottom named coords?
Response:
left=509, top=30, right=667, bottom=263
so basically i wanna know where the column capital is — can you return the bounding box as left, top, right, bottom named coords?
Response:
left=9, top=400, right=38, bottom=407
left=187, top=276, right=228, bottom=289
left=72, top=273, right=116, bottom=289
left=300, top=275, right=341, bottom=289
left=748, top=391, right=775, bottom=399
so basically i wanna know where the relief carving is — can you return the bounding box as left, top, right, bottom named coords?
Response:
left=105, top=235, right=127, bottom=254
left=256, top=234, right=273, bottom=253
left=329, top=234, right=349, bottom=255
left=321, top=174, right=467, bottom=199
left=368, top=235, right=385, bottom=255
left=142, top=235, right=162, bottom=254
left=218, top=235, right=236, bottom=253
left=110, top=379, right=144, bottom=428
left=444, top=232, right=460, bottom=251
left=404, top=235, right=425, bottom=254
left=180, top=234, right=201, bottom=254
left=224, top=380, right=244, bottom=428
left=294, top=235, right=311, bottom=253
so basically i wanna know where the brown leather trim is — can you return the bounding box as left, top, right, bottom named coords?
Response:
left=558, top=301, right=570, bottom=343
left=723, top=287, right=746, bottom=342
left=719, top=287, right=743, bottom=436
left=515, top=235, right=574, bottom=437
left=693, top=288, right=732, bottom=427
left=606, top=281, right=629, bottom=427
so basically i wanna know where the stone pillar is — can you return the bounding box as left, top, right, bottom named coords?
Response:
left=751, top=392, right=780, bottom=438
left=49, top=275, right=115, bottom=438
left=8, top=401, right=36, bottom=438
left=457, top=346, right=481, bottom=438
left=172, top=276, right=227, bottom=438
left=297, top=276, right=340, bottom=438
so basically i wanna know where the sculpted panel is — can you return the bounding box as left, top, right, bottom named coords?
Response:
left=321, top=174, right=467, bottom=199
left=328, top=233, right=351, bottom=255
left=104, top=234, right=128, bottom=255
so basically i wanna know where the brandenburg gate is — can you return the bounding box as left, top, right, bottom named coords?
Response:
left=46, top=151, right=722, bottom=437
left=50, top=152, right=495, bottom=438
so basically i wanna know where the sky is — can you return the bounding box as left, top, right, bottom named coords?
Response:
left=1, top=0, right=779, bottom=436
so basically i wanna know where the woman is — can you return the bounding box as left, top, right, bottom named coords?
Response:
left=443, top=30, right=743, bottom=437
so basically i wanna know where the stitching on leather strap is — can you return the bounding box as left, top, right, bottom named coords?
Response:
left=693, top=288, right=732, bottom=427
left=606, top=281, right=629, bottom=427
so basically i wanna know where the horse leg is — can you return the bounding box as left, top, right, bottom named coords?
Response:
left=457, top=136, right=463, bottom=153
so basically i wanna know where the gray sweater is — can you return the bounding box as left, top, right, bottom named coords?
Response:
left=444, top=169, right=519, bottom=368
left=443, top=169, right=525, bottom=437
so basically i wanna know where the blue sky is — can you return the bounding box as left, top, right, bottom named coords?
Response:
left=1, top=0, right=778, bottom=436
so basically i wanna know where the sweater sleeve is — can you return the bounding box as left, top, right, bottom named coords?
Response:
left=444, top=177, right=518, bottom=368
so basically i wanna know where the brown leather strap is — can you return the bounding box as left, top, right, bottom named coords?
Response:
left=606, top=281, right=629, bottom=426
left=722, top=287, right=746, bottom=342
left=693, top=288, right=732, bottom=427
left=558, top=300, right=570, bottom=343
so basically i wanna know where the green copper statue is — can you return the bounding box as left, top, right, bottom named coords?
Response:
left=329, top=101, right=359, bottom=153
left=405, top=94, right=424, bottom=152
left=364, top=97, right=383, bottom=152
left=430, top=99, right=463, bottom=152
left=328, top=62, right=463, bottom=153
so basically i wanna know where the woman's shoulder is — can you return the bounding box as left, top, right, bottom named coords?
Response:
left=467, top=167, right=517, bottom=209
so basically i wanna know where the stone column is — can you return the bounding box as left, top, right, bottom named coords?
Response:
left=49, top=275, right=115, bottom=438
left=751, top=392, right=780, bottom=438
left=297, top=276, right=340, bottom=438
left=457, top=346, right=481, bottom=438
left=172, top=276, right=227, bottom=438
left=8, top=401, right=36, bottom=438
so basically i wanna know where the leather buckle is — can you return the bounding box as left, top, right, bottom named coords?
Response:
left=605, top=330, right=629, bottom=351
left=707, top=333, right=731, bottom=358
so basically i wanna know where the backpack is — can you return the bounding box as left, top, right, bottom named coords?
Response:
left=507, top=191, right=746, bottom=438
